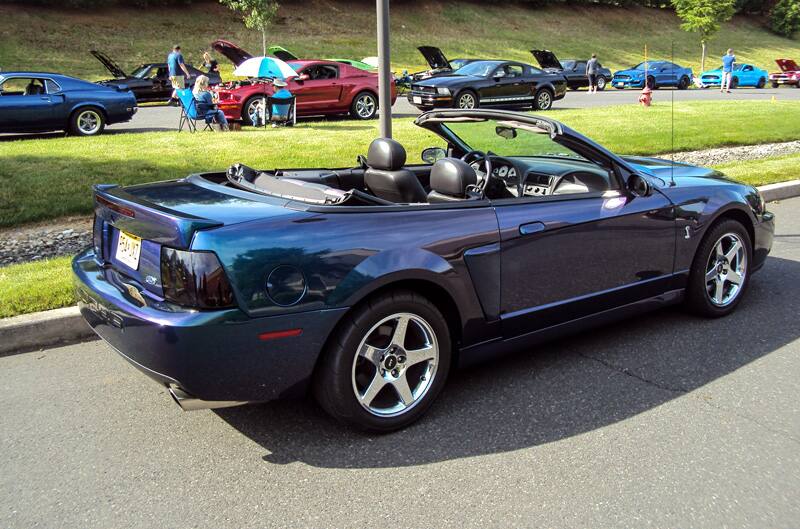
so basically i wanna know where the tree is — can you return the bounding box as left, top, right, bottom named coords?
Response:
left=219, top=0, right=279, bottom=56
left=672, top=0, right=737, bottom=72
left=770, top=0, right=800, bottom=37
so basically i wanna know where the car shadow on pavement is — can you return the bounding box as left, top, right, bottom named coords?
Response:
left=215, top=255, right=800, bottom=468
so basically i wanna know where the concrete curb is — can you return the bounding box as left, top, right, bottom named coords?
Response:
left=1, top=181, right=799, bottom=357
left=759, top=179, right=800, bottom=203
left=0, top=306, right=96, bottom=357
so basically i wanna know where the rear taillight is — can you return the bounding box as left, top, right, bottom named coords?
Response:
left=160, top=248, right=235, bottom=309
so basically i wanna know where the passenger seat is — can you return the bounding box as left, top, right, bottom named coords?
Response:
left=364, top=138, right=428, bottom=203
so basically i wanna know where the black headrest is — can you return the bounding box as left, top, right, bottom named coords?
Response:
left=430, top=158, right=477, bottom=197
left=367, top=138, right=406, bottom=171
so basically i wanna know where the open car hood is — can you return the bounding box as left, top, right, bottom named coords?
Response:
left=530, top=49, right=563, bottom=71
left=90, top=50, right=127, bottom=78
left=418, top=46, right=451, bottom=71
left=776, top=58, right=799, bottom=72
left=267, top=45, right=299, bottom=62
left=212, top=39, right=253, bottom=67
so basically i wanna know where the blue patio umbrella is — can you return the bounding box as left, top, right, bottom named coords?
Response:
left=233, top=56, right=298, bottom=80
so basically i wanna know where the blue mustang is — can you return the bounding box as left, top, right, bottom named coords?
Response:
left=73, top=109, right=774, bottom=431
left=0, top=72, right=137, bottom=136
left=612, top=61, right=693, bottom=90
left=700, top=63, right=768, bottom=89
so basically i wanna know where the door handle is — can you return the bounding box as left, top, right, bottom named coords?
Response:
left=519, top=221, right=545, bottom=235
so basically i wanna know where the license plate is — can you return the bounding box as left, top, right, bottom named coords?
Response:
left=615, top=82, right=624, bottom=87
left=413, top=96, right=422, bottom=104
left=115, top=231, right=141, bottom=270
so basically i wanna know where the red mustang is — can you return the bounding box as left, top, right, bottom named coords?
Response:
left=769, top=58, right=800, bottom=88
left=212, top=40, right=395, bottom=123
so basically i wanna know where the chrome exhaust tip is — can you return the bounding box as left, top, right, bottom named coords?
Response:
left=169, top=386, right=249, bottom=412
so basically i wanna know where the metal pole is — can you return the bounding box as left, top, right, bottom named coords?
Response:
left=376, top=0, right=392, bottom=138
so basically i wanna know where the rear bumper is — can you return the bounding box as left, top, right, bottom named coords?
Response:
left=72, top=248, right=347, bottom=403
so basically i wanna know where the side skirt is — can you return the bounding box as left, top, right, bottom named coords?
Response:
left=457, top=288, right=684, bottom=368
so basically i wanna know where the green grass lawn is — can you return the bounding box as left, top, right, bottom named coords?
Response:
left=716, top=152, right=800, bottom=186
left=0, top=1, right=797, bottom=81
left=0, top=257, right=74, bottom=318
left=2, top=100, right=799, bottom=227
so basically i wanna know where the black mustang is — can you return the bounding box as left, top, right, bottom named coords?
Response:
left=531, top=49, right=613, bottom=91
left=408, top=60, right=567, bottom=111
left=91, top=50, right=221, bottom=103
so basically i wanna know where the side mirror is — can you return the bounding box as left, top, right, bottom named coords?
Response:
left=628, top=174, right=653, bottom=197
left=421, top=147, right=446, bottom=164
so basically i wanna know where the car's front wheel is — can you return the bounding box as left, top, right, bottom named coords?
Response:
left=685, top=219, right=752, bottom=318
left=350, top=91, right=378, bottom=119
left=596, top=77, right=607, bottom=91
left=533, top=88, right=553, bottom=111
left=678, top=76, right=690, bottom=90
left=646, top=76, right=657, bottom=89
left=756, top=77, right=766, bottom=89
left=314, top=290, right=452, bottom=432
left=454, top=90, right=478, bottom=110
left=730, top=76, right=740, bottom=89
left=70, top=107, right=105, bottom=136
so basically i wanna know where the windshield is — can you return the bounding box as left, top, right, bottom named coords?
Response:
left=455, top=61, right=502, bottom=77
left=560, top=60, right=575, bottom=70
left=633, top=62, right=660, bottom=71
left=131, top=65, right=151, bottom=78
left=442, top=118, right=585, bottom=160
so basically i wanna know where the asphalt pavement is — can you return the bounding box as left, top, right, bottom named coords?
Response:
left=2, top=198, right=800, bottom=528
left=105, top=87, right=800, bottom=133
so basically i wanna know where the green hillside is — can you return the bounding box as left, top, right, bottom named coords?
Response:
left=1, top=0, right=798, bottom=81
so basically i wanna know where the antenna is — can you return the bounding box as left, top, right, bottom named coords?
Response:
left=670, top=39, right=676, bottom=187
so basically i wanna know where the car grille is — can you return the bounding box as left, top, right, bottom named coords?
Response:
left=614, top=75, right=630, bottom=81
left=771, top=74, right=789, bottom=79
left=702, top=75, right=720, bottom=80
left=410, top=85, right=437, bottom=94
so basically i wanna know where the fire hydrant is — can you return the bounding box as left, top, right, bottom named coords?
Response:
left=638, top=86, right=652, bottom=107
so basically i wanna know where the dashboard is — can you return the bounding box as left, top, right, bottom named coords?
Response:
left=470, top=156, right=612, bottom=198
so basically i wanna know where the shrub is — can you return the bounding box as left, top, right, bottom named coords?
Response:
left=770, top=0, right=800, bottom=37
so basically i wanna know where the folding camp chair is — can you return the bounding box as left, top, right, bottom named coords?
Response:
left=266, top=95, right=297, bottom=127
left=176, top=89, right=213, bottom=132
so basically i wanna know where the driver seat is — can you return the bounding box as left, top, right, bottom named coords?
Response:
left=364, top=138, right=428, bottom=203
left=427, top=158, right=478, bottom=202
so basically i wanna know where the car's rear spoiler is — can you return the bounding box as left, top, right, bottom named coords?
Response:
left=94, top=184, right=222, bottom=248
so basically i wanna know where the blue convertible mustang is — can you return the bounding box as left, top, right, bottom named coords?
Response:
left=0, top=72, right=137, bottom=136
left=74, top=109, right=774, bottom=431
left=612, top=61, right=693, bottom=90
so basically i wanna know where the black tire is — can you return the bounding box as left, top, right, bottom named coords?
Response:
left=646, top=76, right=657, bottom=90
left=730, top=76, right=739, bottom=89
left=596, top=77, right=607, bottom=91
left=533, top=88, right=554, bottom=111
left=350, top=91, right=378, bottom=120
left=756, top=77, right=766, bottom=89
left=242, top=96, right=263, bottom=127
left=685, top=219, right=752, bottom=318
left=69, top=107, right=105, bottom=136
left=454, top=89, right=478, bottom=110
left=314, top=289, right=452, bottom=432
left=771, top=81, right=779, bottom=88
left=677, top=76, right=690, bottom=90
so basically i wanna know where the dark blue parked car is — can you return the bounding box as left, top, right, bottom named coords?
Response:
left=0, top=71, right=137, bottom=136
left=73, top=109, right=774, bottom=431
left=612, top=61, right=693, bottom=90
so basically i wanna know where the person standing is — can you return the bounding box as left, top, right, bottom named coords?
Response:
left=586, top=54, right=599, bottom=94
left=168, top=44, right=191, bottom=105
left=720, top=48, right=736, bottom=93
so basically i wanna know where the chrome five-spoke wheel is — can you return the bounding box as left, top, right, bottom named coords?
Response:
left=705, top=232, right=747, bottom=307
left=352, top=313, right=439, bottom=417
left=351, top=92, right=377, bottom=119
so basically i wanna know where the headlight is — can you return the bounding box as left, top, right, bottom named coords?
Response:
left=437, top=87, right=451, bottom=95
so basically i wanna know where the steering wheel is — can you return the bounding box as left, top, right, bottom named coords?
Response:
left=460, top=150, right=493, bottom=195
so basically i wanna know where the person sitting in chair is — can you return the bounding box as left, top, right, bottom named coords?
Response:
left=193, top=75, right=229, bottom=131
left=269, top=78, right=294, bottom=127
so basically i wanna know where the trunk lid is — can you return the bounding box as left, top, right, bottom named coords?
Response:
left=211, top=39, right=253, bottom=66
left=530, top=49, right=563, bottom=71
left=90, top=50, right=127, bottom=78
left=268, top=45, right=299, bottom=61
left=776, top=58, right=799, bottom=72
left=92, top=175, right=294, bottom=297
left=418, top=46, right=451, bottom=71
